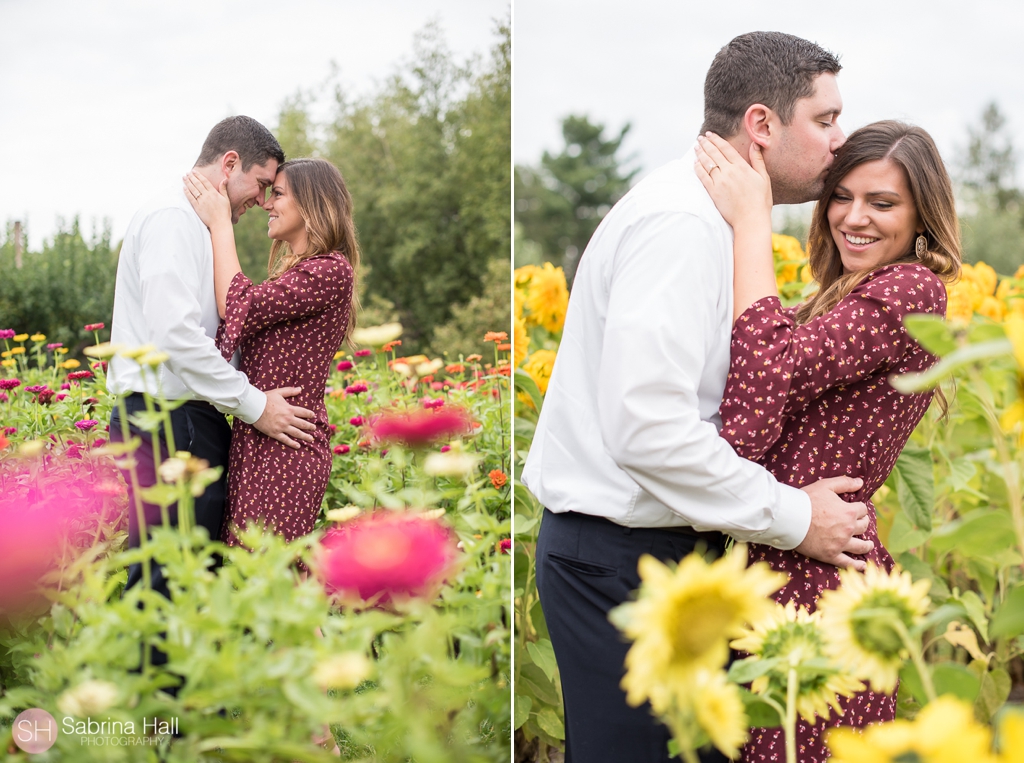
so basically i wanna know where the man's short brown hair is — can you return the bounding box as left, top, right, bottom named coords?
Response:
left=701, top=32, right=841, bottom=137
left=195, top=115, right=285, bottom=171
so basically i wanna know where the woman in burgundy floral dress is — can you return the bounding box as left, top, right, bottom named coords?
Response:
left=695, top=121, right=961, bottom=762
left=184, top=158, right=357, bottom=547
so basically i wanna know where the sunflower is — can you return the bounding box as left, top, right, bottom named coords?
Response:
left=731, top=601, right=864, bottom=723
left=827, top=695, right=996, bottom=763
left=690, top=668, right=748, bottom=760
left=998, top=707, right=1024, bottom=763
left=523, top=262, right=569, bottom=334
left=818, top=563, right=931, bottom=694
left=610, top=545, right=786, bottom=714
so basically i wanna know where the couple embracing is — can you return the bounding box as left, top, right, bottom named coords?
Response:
left=523, top=31, right=959, bottom=763
left=108, top=115, right=359, bottom=603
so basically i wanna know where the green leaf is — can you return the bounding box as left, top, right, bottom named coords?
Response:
left=738, top=688, right=782, bottom=728
left=514, top=514, right=539, bottom=537
left=887, top=511, right=930, bottom=555
left=945, top=459, right=977, bottom=492
left=903, top=314, right=958, bottom=356
left=534, top=706, right=565, bottom=739
left=727, top=656, right=781, bottom=684
left=139, top=484, right=179, bottom=508
left=971, top=664, right=1010, bottom=723
left=932, top=661, right=981, bottom=703
left=128, top=409, right=167, bottom=433
left=890, top=339, right=1013, bottom=393
left=958, top=590, right=990, bottom=644
left=514, top=369, right=544, bottom=414
left=892, top=446, right=934, bottom=531
left=514, top=694, right=533, bottom=729
left=526, top=639, right=559, bottom=683
left=990, top=583, right=1024, bottom=639
left=930, top=511, right=1016, bottom=558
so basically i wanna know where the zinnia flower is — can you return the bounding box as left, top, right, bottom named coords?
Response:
left=0, top=329, right=14, bottom=339
left=484, top=331, right=508, bottom=343
left=337, top=360, right=354, bottom=371
left=74, top=420, right=99, bottom=432
left=370, top=407, right=472, bottom=448
left=354, top=349, right=372, bottom=357
left=345, top=383, right=368, bottom=395
left=489, top=469, right=508, bottom=489
left=349, top=416, right=364, bottom=427
left=67, top=370, right=93, bottom=381
left=731, top=601, right=865, bottom=723
left=523, top=262, right=569, bottom=333
left=818, top=562, right=931, bottom=694
left=57, top=680, right=120, bottom=718
left=827, top=695, right=996, bottom=763
left=29, top=333, right=46, bottom=342
left=333, top=444, right=350, bottom=456
left=522, top=349, right=557, bottom=395
left=47, top=343, right=62, bottom=350
left=0, top=378, right=21, bottom=390
left=83, top=323, right=106, bottom=332
left=13, top=334, right=28, bottom=342
left=350, top=322, right=403, bottom=347
left=609, top=544, right=786, bottom=714
left=318, top=513, right=460, bottom=605
left=498, top=538, right=511, bottom=554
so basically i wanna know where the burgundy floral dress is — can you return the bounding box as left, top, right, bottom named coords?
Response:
left=216, top=252, right=354, bottom=546
left=719, top=263, right=946, bottom=763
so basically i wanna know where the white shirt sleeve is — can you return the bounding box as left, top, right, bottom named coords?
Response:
left=137, top=208, right=267, bottom=424
left=596, top=210, right=811, bottom=549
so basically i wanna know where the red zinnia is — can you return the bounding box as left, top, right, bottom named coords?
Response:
left=337, top=360, right=354, bottom=371
left=83, top=323, right=105, bottom=332
left=0, top=379, right=21, bottom=391
left=345, top=383, right=368, bottom=395
left=67, top=370, right=93, bottom=381
left=499, top=538, right=511, bottom=554
left=333, top=444, right=350, bottom=456
left=369, top=407, right=472, bottom=448
left=354, top=349, right=372, bottom=358
left=318, top=513, right=460, bottom=605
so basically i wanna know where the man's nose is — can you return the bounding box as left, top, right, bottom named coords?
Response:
left=831, top=125, right=846, bottom=152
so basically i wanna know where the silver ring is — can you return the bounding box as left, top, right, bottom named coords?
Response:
left=708, top=164, right=720, bottom=174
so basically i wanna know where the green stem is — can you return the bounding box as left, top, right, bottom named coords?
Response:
left=894, top=619, right=937, bottom=703
left=784, top=667, right=798, bottom=763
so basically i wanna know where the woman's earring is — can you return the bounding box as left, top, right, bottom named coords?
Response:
left=915, top=235, right=927, bottom=259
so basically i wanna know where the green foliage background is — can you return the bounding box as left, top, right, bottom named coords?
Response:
left=1, top=19, right=510, bottom=359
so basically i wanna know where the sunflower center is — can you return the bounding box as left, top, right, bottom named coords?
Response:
left=673, top=594, right=739, bottom=660
left=850, top=590, right=915, bottom=657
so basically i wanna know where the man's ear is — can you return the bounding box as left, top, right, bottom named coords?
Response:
left=742, top=104, right=774, bottom=150
left=221, top=150, right=240, bottom=175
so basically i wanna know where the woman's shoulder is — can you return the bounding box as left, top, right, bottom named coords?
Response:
left=863, top=261, right=945, bottom=289
left=295, top=251, right=355, bottom=275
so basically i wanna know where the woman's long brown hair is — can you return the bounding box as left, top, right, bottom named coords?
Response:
left=797, top=121, right=962, bottom=413
left=267, top=158, right=361, bottom=334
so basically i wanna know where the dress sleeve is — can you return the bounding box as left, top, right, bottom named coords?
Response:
left=216, top=254, right=354, bottom=360
left=720, top=263, right=946, bottom=460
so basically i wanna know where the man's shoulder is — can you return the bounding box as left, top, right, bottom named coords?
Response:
left=126, top=187, right=199, bottom=234
left=615, top=157, right=724, bottom=228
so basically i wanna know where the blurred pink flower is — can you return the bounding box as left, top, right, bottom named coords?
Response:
left=369, top=407, right=473, bottom=448
left=499, top=538, right=511, bottom=554
left=0, top=378, right=22, bottom=390
left=337, top=360, right=354, bottom=371
left=68, top=371, right=93, bottom=381
left=74, top=420, right=99, bottom=432
left=83, top=323, right=105, bottom=332
left=333, top=444, right=350, bottom=456
left=319, top=513, right=460, bottom=605
left=345, top=383, right=369, bottom=395
left=349, top=416, right=364, bottom=427
left=0, top=329, right=14, bottom=340
left=354, top=349, right=372, bottom=358
left=46, top=343, right=62, bottom=350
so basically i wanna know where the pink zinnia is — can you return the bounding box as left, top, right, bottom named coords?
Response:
left=333, top=444, right=350, bottom=456
left=337, top=360, right=354, bottom=371
left=0, top=329, right=14, bottom=340
left=319, top=513, right=460, bottom=605
left=369, top=407, right=472, bottom=448
left=421, top=397, right=445, bottom=410
left=92, top=438, right=107, bottom=449
left=25, top=385, right=49, bottom=394
left=55, top=392, right=68, bottom=401
left=499, top=538, right=511, bottom=554
left=349, top=416, right=364, bottom=427
left=83, top=322, right=105, bottom=332
left=0, top=379, right=22, bottom=390
left=74, top=420, right=99, bottom=432
left=354, top=349, right=372, bottom=357
left=47, top=343, right=62, bottom=350
left=345, top=383, right=368, bottom=395
left=67, top=371, right=93, bottom=381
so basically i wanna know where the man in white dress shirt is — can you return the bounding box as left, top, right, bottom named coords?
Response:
left=523, top=32, right=873, bottom=763
left=108, top=115, right=316, bottom=610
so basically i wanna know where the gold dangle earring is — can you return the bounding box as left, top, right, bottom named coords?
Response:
left=915, top=234, right=927, bottom=259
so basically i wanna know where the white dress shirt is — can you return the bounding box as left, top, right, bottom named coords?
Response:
left=522, top=152, right=812, bottom=549
left=107, top=186, right=266, bottom=424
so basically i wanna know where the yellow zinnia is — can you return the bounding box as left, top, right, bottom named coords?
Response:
left=978, top=295, right=1006, bottom=322
left=972, top=261, right=998, bottom=296
left=523, top=262, right=569, bottom=334
left=731, top=600, right=865, bottom=723
left=609, top=544, right=786, bottom=714
left=522, top=349, right=556, bottom=395
left=61, top=359, right=81, bottom=369
left=827, top=695, right=996, bottom=763
left=13, top=333, right=28, bottom=342
left=945, top=279, right=976, bottom=324
left=818, top=563, right=931, bottom=694
left=10, top=347, right=25, bottom=355
left=30, top=333, right=46, bottom=342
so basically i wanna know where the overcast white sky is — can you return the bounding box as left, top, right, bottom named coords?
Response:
left=514, top=0, right=1024, bottom=209
left=1, top=0, right=507, bottom=250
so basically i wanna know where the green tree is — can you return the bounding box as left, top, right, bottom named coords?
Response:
left=0, top=219, right=118, bottom=350
left=956, top=102, right=1024, bottom=273
left=515, top=115, right=638, bottom=281
left=316, top=17, right=510, bottom=354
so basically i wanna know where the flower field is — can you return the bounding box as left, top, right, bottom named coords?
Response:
left=513, top=240, right=1024, bottom=761
left=0, top=325, right=511, bottom=761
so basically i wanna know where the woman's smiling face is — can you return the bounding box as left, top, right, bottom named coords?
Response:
left=827, top=158, right=922, bottom=273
